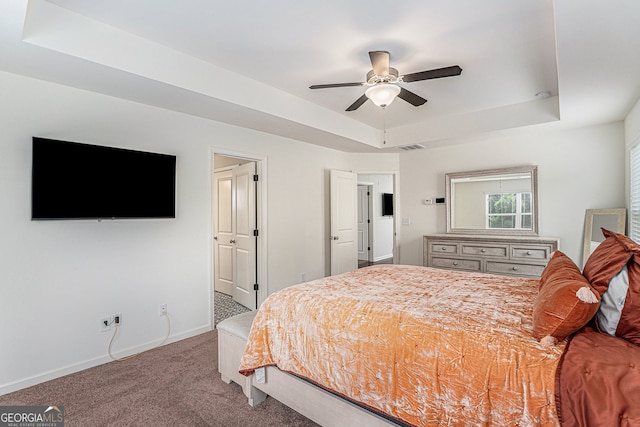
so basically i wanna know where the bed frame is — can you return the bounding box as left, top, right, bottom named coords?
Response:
left=216, top=311, right=398, bottom=426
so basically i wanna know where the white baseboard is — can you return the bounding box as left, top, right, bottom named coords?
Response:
left=372, top=254, right=393, bottom=262
left=0, top=324, right=212, bottom=396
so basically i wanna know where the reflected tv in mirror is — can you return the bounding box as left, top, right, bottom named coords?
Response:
left=32, top=137, right=176, bottom=220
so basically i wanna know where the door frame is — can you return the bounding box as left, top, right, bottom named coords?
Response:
left=210, top=148, right=268, bottom=328
left=357, top=183, right=374, bottom=263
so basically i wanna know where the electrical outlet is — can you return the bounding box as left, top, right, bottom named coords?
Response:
left=100, top=316, right=111, bottom=332
left=300, top=272, right=306, bottom=282
left=159, top=303, right=167, bottom=316
left=112, top=313, right=122, bottom=326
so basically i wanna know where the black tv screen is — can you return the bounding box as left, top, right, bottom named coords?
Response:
left=32, top=137, right=176, bottom=220
left=382, top=193, right=393, bottom=216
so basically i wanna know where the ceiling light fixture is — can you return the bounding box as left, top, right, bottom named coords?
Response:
left=365, top=84, right=401, bottom=108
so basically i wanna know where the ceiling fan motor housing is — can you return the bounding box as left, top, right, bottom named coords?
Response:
left=366, top=68, right=399, bottom=85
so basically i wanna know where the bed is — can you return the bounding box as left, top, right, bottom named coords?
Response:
left=235, top=230, right=640, bottom=426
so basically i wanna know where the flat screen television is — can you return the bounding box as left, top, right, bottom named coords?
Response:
left=382, top=193, right=394, bottom=216
left=32, top=137, right=176, bottom=220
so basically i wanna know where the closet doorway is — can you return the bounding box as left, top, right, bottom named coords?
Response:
left=357, top=174, right=395, bottom=268
left=213, top=154, right=262, bottom=325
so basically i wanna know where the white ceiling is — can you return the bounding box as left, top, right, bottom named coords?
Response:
left=2, top=0, right=640, bottom=152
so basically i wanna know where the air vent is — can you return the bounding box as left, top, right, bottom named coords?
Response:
left=398, top=144, right=425, bottom=151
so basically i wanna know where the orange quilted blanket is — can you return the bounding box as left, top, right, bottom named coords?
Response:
left=239, top=265, right=564, bottom=426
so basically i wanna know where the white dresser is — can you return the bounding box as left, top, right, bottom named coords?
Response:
left=423, top=234, right=559, bottom=278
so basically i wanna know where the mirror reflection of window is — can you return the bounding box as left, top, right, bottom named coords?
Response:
left=486, top=192, right=532, bottom=229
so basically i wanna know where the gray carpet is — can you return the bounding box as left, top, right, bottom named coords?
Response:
left=0, top=331, right=318, bottom=427
left=214, top=291, right=251, bottom=326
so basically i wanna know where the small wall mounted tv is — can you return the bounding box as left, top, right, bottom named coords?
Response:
left=382, top=193, right=394, bottom=216
left=32, top=137, right=176, bottom=220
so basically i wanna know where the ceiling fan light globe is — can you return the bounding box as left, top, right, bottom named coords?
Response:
left=365, top=84, right=401, bottom=108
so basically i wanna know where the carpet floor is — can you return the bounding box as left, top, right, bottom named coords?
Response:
left=0, top=330, right=318, bottom=427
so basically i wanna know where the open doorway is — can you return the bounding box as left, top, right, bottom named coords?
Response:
left=212, top=154, right=264, bottom=326
left=357, top=174, right=395, bottom=268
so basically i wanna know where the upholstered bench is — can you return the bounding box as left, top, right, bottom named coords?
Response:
left=216, top=311, right=266, bottom=406
left=217, top=311, right=401, bottom=425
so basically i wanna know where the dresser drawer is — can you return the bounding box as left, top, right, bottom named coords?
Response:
left=424, top=235, right=559, bottom=278
left=511, top=245, right=552, bottom=261
left=485, top=261, right=544, bottom=277
left=430, top=242, right=458, bottom=254
left=461, top=243, right=508, bottom=258
left=431, top=256, right=481, bottom=272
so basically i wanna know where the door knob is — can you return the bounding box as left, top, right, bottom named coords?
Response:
left=329, top=236, right=339, bottom=240
left=213, top=236, right=218, bottom=240
left=230, top=239, right=236, bottom=244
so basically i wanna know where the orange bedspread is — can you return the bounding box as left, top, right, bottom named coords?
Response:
left=239, top=265, right=564, bottom=426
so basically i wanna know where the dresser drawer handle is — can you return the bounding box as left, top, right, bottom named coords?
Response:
left=526, top=251, right=532, bottom=255
left=512, top=266, right=519, bottom=271
left=453, top=261, right=459, bottom=266
left=441, top=247, right=447, bottom=251
left=480, top=248, right=486, bottom=253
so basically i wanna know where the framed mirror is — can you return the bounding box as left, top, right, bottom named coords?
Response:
left=445, top=165, right=538, bottom=235
left=582, top=208, right=626, bottom=267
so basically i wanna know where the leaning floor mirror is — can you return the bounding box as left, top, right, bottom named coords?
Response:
left=582, top=208, right=626, bottom=267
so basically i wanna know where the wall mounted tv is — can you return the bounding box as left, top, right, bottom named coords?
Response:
left=32, top=137, right=176, bottom=220
left=382, top=193, right=394, bottom=216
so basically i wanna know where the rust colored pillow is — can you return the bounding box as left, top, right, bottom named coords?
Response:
left=533, top=251, right=600, bottom=344
left=615, top=261, right=640, bottom=345
left=582, top=228, right=634, bottom=297
left=584, top=228, right=640, bottom=345
left=540, top=248, right=571, bottom=287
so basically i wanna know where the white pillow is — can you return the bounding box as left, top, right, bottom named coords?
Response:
left=596, top=264, right=629, bottom=336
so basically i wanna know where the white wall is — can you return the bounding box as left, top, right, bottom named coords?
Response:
left=399, top=122, right=625, bottom=267
left=0, top=70, right=398, bottom=394
left=625, top=98, right=640, bottom=147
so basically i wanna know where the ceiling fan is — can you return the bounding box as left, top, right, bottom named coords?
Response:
left=309, top=51, right=462, bottom=111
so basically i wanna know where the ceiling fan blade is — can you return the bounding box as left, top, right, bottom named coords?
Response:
left=398, top=88, right=427, bottom=106
left=345, top=94, right=369, bottom=111
left=310, top=82, right=365, bottom=89
left=401, top=65, right=462, bottom=83
left=369, top=51, right=390, bottom=76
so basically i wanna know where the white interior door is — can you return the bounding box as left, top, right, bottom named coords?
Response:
left=330, top=169, right=357, bottom=275
left=232, top=162, right=257, bottom=309
left=214, top=170, right=234, bottom=295
left=357, top=185, right=370, bottom=261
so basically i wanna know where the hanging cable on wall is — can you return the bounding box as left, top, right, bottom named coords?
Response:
left=107, top=313, right=171, bottom=362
